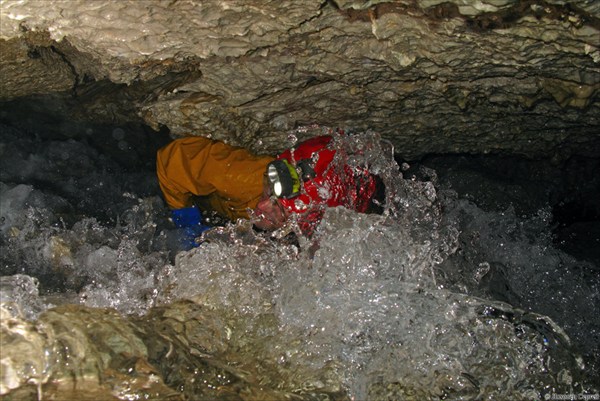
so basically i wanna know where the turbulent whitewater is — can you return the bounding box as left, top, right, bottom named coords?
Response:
left=1, top=123, right=598, bottom=400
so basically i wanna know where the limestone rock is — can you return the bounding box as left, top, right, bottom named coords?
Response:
left=0, top=0, right=598, bottom=159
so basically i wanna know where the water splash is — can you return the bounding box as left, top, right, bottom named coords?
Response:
left=1, top=124, right=598, bottom=400
left=436, top=197, right=600, bottom=378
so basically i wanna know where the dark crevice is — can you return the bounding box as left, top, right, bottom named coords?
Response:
left=334, top=0, right=600, bottom=32
left=49, top=44, right=81, bottom=96
left=413, top=152, right=600, bottom=265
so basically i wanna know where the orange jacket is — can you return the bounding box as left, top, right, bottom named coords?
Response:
left=156, top=136, right=273, bottom=221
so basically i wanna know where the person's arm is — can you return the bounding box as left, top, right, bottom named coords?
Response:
left=156, top=137, right=222, bottom=249
left=156, top=136, right=217, bottom=210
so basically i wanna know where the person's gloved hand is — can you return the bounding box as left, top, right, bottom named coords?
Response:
left=171, top=206, right=210, bottom=250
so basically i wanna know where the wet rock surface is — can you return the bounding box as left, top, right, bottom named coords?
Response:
left=1, top=0, right=599, bottom=159
left=1, top=1, right=600, bottom=399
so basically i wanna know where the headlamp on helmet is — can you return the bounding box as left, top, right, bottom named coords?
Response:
left=266, top=159, right=301, bottom=198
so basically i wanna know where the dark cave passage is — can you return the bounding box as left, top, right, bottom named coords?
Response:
left=1, top=90, right=599, bottom=401
left=2, top=0, right=600, bottom=398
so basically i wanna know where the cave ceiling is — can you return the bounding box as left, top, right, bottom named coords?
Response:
left=1, top=0, right=599, bottom=160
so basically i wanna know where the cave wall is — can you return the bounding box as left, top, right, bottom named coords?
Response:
left=1, top=0, right=599, bottom=159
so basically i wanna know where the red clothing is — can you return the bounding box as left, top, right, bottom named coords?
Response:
left=156, top=134, right=378, bottom=234
left=277, top=135, right=378, bottom=234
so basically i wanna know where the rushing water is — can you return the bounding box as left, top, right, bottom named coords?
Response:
left=0, top=119, right=598, bottom=401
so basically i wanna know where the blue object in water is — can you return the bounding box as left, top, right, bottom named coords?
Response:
left=171, top=207, right=210, bottom=249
